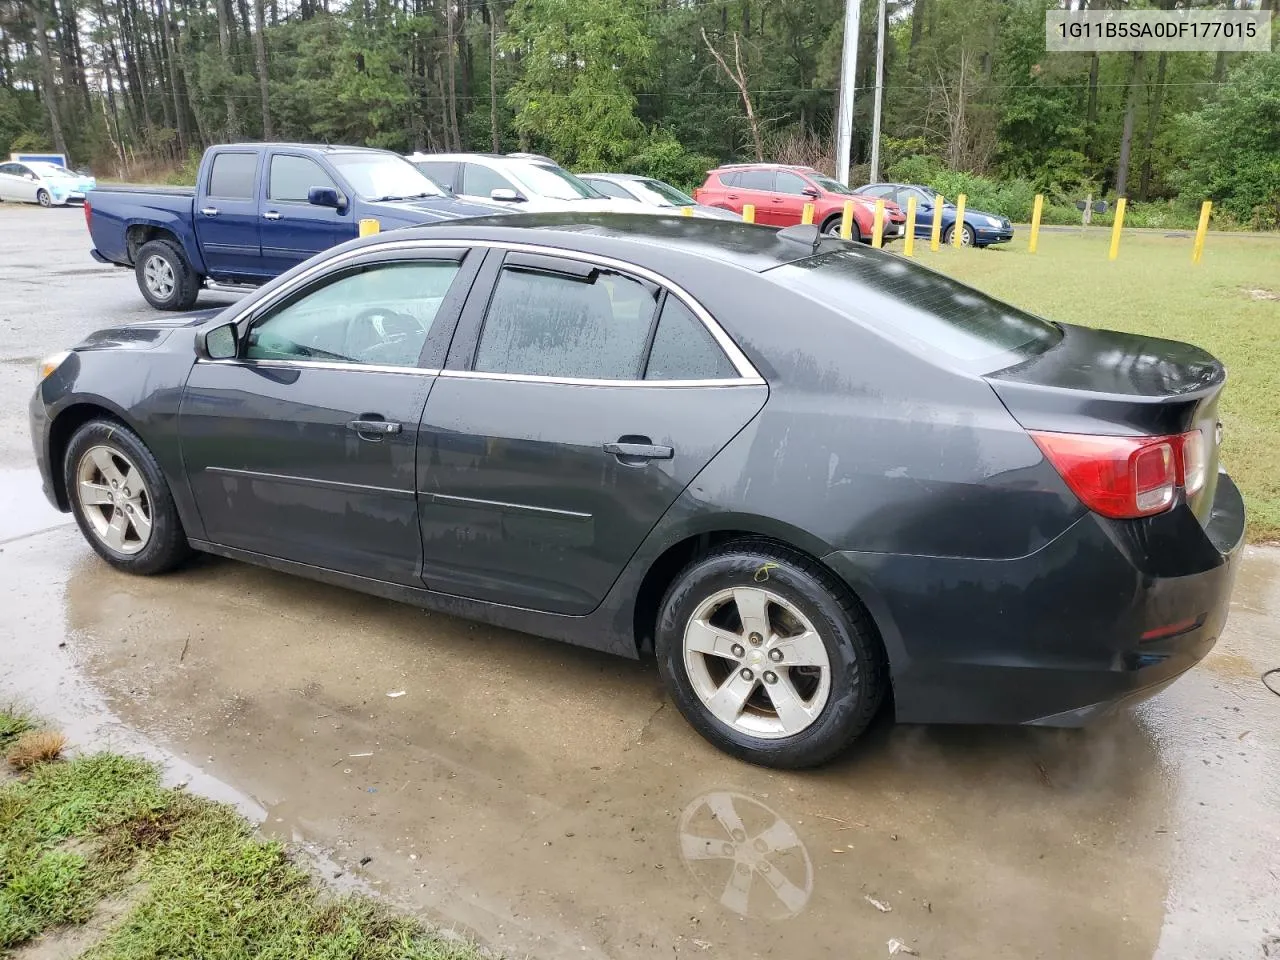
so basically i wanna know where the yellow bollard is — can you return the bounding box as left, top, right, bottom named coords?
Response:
left=840, top=200, right=854, bottom=240
left=903, top=195, right=917, bottom=257
left=742, top=204, right=755, bottom=224
left=930, top=195, right=944, bottom=251
left=952, top=194, right=967, bottom=248
left=801, top=203, right=815, bottom=225
left=680, top=206, right=693, bottom=216
left=872, top=199, right=885, bottom=248
left=1192, top=200, right=1212, bottom=264
left=1029, top=194, right=1043, bottom=254
left=1109, top=197, right=1127, bottom=261
left=359, top=218, right=380, bottom=237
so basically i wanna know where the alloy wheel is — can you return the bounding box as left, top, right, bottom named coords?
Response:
left=682, top=586, right=832, bottom=739
left=143, top=254, right=175, bottom=300
left=75, top=445, right=153, bottom=555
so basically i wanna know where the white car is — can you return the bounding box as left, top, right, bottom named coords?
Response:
left=406, top=153, right=654, bottom=214
left=0, top=160, right=96, bottom=207
left=580, top=173, right=741, bottom=220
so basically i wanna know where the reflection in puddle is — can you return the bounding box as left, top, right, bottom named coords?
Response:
left=678, top=791, right=812, bottom=920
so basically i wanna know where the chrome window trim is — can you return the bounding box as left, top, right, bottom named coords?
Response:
left=437, top=370, right=759, bottom=388
left=197, top=358, right=440, bottom=377
left=220, top=238, right=765, bottom=386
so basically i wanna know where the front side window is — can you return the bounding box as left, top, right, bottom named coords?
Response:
left=474, top=266, right=658, bottom=379
left=644, top=297, right=737, bottom=381
left=208, top=152, right=257, bottom=199
left=810, top=174, right=856, bottom=196
left=245, top=261, right=461, bottom=367
left=269, top=155, right=337, bottom=202
left=461, top=163, right=517, bottom=198
left=774, top=171, right=813, bottom=196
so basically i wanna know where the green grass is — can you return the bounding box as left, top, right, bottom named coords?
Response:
left=0, top=711, right=484, bottom=959
left=913, top=231, right=1280, bottom=542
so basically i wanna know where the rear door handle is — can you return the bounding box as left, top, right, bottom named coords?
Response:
left=263, top=210, right=281, bottom=221
left=200, top=206, right=219, bottom=217
left=726, top=194, right=740, bottom=200
left=348, top=419, right=402, bottom=438
left=604, top=441, right=673, bottom=462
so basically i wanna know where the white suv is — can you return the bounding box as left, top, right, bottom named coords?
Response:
left=406, top=153, right=652, bottom=214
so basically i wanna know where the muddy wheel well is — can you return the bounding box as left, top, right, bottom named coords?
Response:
left=47, top=404, right=123, bottom=509
left=125, top=225, right=180, bottom=265
left=632, top=531, right=872, bottom=659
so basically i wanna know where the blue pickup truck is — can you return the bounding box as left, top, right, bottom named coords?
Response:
left=87, top=142, right=506, bottom=310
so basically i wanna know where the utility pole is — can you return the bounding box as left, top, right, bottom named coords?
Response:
left=869, top=0, right=887, bottom=182
left=835, top=0, right=862, bottom=184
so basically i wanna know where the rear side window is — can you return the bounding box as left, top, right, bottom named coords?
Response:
left=474, top=267, right=657, bottom=379
left=717, top=171, right=741, bottom=187
left=644, top=298, right=737, bottom=381
left=207, top=152, right=257, bottom=199
left=268, top=155, right=336, bottom=202
left=738, top=170, right=775, bottom=191
left=771, top=249, right=1061, bottom=367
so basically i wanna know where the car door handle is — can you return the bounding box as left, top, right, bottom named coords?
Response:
left=263, top=210, right=281, bottom=221
left=200, top=206, right=219, bottom=217
left=726, top=194, right=740, bottom=200
left=603, top=440, right=673, bottom=462
left=771, top=198, right=786, bottom=203
left=348, top=419, right=402, bottom=438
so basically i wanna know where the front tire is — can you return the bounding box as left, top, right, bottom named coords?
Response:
left=657, top=541, right=886, bottom=768
left=64, top=419, right=191, bottom=575
left=943, top=223, right=975, bottom=247
left=37, top=189, right=52, bottom=207
left=135, top=239, right=201, bottom=311
left=820, top=214, right=860, bottom=242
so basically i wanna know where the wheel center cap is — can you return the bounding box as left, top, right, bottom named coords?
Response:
left=748, top=650, right=764, bottom=667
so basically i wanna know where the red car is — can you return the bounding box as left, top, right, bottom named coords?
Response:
left=694, top=163, right=906, bottom=243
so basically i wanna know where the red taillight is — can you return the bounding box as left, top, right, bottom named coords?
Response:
left=84, top=199, right=92, bottom=230
left=1030, top=430, right=1208, bottom=519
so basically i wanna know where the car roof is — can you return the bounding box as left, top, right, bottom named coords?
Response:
left=408, top=153, right=554, bottom=167
left=350, top=211, right=831, bottom=274
left=713, top=163, right=819, bottom=173
left=222, top=142, right=393, bottom=155
left=581, top=172, right=645, bottom=182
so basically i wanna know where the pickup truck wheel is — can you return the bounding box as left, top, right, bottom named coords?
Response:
left=135, top=239, right=201, bottom=311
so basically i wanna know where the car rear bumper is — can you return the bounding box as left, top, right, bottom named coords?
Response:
left=823, top=471, right=1246, bottom=726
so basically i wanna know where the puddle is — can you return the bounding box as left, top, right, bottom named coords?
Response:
left=0, top=467, right=70, bottom=542
left=1, top=520, right=1277, bottom=959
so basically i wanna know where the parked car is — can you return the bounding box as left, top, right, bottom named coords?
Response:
left=407, top=152, right=652, bottom=214
left=0, top=160, right=96, bottom=207
left=579, top=173, right=740, bottom=220
left=31, top=214, right=1243, bottom=769
left=857, top=183, right=1014, bottom=247
left=695, top=163, right=905, bottom=242
left=86, top=143, right=506, bottom=311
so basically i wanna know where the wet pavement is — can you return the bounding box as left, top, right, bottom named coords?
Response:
left=3, top=202, right=1280, bottom=960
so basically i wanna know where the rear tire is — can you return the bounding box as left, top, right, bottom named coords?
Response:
left=135, top=239, right=201, bottom=311
left=656, top=540, right=887, bottom=768
left=64, top=418, right=191, bottom=575
left=37, top=189, right=51, bottom=207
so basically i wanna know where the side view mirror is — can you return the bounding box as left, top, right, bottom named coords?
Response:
left=490, top=188, right=524, bottom=202
left=198, top=322, right=238, bottom=361
left=802, top=187, right=820, bottom=199
left=26, top=173, right=38, bottom=181
left=308, top=186, right=346, bottom=211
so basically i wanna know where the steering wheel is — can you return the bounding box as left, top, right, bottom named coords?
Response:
left=345, top=307, right=424, bottom=364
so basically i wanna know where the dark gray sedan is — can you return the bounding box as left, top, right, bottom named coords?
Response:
left=30, top=214, right=1244, bottom=767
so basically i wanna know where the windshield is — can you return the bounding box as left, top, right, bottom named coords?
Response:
left=810, top=174, right=857, bottom=196
left=329, top=153, right=444, bottom=201
left=630, top=178, right=696, bottom=207
left=771, top=249, right=1061, bottom=368
left=509, top=162, right=604, bottom=200
left=30, top=162, right=76, bottom=177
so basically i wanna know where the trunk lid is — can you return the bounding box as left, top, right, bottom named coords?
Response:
left=986, top=323, right=1226, bottom=525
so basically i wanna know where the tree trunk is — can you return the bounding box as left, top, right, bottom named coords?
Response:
left=158, top=0, right=190, bottom=152
left=30, top=0, right=70, bottom=158
left=216, top=0, right=241, bottom=138
left=445, top=0, right=461, bottom=150
left=1114, top=50, right=1143, bottom=199
left=55, top=0, right=92, bottom=112
left=908, top=0, right=927, bottom=67
left=253, top=0, right=273, bottom=138
left=489, top=3, right=499, bottom=151
left=1138, top=50, right=1167, bottom=201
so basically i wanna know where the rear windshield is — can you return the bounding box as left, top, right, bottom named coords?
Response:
left=770, top=249, right=1061, bottom=368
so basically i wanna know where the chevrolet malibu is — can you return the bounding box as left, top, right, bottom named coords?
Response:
left=30, top=214, right=1244, bottom=768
